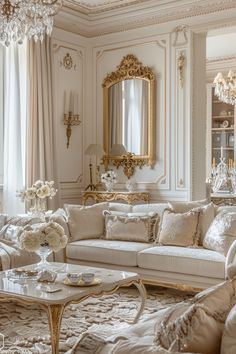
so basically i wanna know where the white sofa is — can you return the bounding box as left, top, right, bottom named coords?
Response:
left=51, top=201, right=236, bottom=291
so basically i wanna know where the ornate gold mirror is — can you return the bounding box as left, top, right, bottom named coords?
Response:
left=102, top=54, right=156, bottom=178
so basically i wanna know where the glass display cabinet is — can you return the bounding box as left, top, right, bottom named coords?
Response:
left=207, top=84, right=236, bottom=177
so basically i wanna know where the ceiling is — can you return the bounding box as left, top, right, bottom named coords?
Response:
left=58, top=0, right=236, bottom=37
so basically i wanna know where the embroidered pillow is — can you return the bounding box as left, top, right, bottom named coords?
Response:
left=67, top=203, right=109, bottom=241
left=221, top=304, right=236, bottom=354
left=157, top=209, right=200, bottom=247
left=155, top=303, right=226, bottom=353
left=203, top=211, right=236, bottom=256
left=104, top=211, right=159, bottom=243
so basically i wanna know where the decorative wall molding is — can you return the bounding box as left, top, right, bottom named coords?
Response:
left=57, top=0, right=236, bottom=38
left=206, top=55, right=236, bottom=81
left=177, top=52, right=186, bottom=88
left=172, top=25, right=189, bottom=46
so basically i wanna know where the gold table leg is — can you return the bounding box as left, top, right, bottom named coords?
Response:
left=130, top=280, right=147, bottom=324
left=46, top=304, right=65, bottom=354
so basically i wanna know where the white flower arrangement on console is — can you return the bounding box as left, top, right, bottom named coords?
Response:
left=17, top=180, right=57, bottom=218
left=18, top=222, right=68, bottom=268
left=101, top=170, right=117, bottom=192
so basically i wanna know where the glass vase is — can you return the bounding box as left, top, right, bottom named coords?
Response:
left=35, top=246, right=52, bottom=270
left=29, top=198, right=46, bottom=221
left=105, top=181, right=114, bottom=192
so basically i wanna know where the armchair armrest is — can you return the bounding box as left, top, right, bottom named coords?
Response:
left=225, top=240, right=236, bottom=279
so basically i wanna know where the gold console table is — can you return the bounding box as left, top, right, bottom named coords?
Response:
left=211, top=193, right=236, bottom=206
left=82, top=191, right=150, bottom=205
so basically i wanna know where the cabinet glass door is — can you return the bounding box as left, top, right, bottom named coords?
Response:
left=211, top=87, right=235, bottom=169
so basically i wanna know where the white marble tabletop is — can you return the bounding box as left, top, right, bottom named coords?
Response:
left=0, top=262, right=139, bottom=305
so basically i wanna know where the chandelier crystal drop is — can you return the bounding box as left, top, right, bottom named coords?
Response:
left=0, top=0, right=62, bottom=46
left=213, top=70, right=236, bottom=105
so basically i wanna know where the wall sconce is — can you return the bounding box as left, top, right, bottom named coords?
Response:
left=64, top=91, right=81, bottom=148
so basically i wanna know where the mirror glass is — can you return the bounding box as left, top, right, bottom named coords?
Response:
left=108, top=79, right=149, bottom=156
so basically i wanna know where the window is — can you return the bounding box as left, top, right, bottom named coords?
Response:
left=0, top=44, right=3, bottom=186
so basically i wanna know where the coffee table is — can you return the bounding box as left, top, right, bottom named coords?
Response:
left=0, top=262, right=146, bottom=354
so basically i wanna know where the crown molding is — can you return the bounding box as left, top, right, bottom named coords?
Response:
left=206, top=55, right=236, bottom=81
left=57, top=0, right=236, bottom=37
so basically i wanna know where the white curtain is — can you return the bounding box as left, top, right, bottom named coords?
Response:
left=109, top=82, right=123, bottom=151
left=27, top=37, right=59, bottom=210
left=3, top=42, right=27, bottom=215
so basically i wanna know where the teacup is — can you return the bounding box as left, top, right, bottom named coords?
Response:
left=66, top=272, right=81, bottom=284
left=81, top=272, right=95, bottom=284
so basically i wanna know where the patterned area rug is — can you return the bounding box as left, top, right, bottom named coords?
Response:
left=0, top=286, right=193, bottom=353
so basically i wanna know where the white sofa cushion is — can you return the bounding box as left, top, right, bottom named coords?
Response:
left=157, top=209, right=200, bottom=247
left=67, top=203, right=108, bottom=241
left=203, top=211, right=236, bottom=256
left=137, top=246, right=225, bottom=278
left=66, top=239, right=153, bottom=267
left=221, top=304, right=236, bottom=354
left=104, top=212, right=159, bottom=242
left=108, top=202, right=132, bottom=213
left=132, top=203, right=169, bottom=216
left=169, top=199, right=208, bottom=213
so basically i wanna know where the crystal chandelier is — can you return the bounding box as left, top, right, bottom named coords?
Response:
left=0, top=0, right=62, bottom=46
left=214, top=70, right=236, bottom=105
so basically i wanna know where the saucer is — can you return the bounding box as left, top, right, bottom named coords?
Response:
left=63, top=277, right=101, bottom=287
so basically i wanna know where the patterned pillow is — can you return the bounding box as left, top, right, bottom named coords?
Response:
left=157, top=209, right=200, bottom=247
left=203, top=211, right=236, bottom=256
left=155, top=303, right=226, bottom=353
left=221, top=304, right=236, bottom=354
left=104, top=211, right=159, bottom=243
left=155, top=279, right=235, bottom=353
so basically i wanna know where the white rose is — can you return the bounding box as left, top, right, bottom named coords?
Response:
left=37, top=185, right=51, bottom=198
left=33, top=180, right=44, bottom=189
left=25, top=187, right=36, bottom=200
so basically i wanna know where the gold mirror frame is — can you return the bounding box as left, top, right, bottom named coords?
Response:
left=102, top=54, right=156, bottom=178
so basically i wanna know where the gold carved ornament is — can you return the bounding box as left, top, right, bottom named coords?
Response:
left=102, top=54, right=156, bottom=178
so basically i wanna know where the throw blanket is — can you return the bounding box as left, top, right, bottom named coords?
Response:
left=68, top=309, right=205, bottom=354
left=0, top=224, right=39, bottom=270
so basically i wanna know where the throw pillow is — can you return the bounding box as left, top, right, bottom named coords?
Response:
left=168, top=199, right=208, bottom=213
left=203, top=211, right=236, bottom=256
left=221, top=304, right=236, bottom=354
left=67, top=203, right=109, bottom=241
left=104, top=211, right=159, bottom=243
left=155, top=302, right=225, bottom=353
left=157, top=209, right=200, bottom=247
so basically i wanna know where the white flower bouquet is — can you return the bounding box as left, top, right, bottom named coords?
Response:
left=101, top=170, right=117, bottom=184
left=17, top=180, right=57, bottom=216
left=18, top=180, right=57, bottom=202
left=18, top=222, right=68, bottom=253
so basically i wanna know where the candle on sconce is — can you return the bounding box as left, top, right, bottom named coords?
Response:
left=64, top=91, right=69, bottom=114
left=73, top=91, right=77, bottom=115
left=69, top=91, right=73, bottom=113
left=212, top=158, right=216, bottom=168
left=76, top=93, right=79, bottom=115
left=220, top=146, right=224, bottom=160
